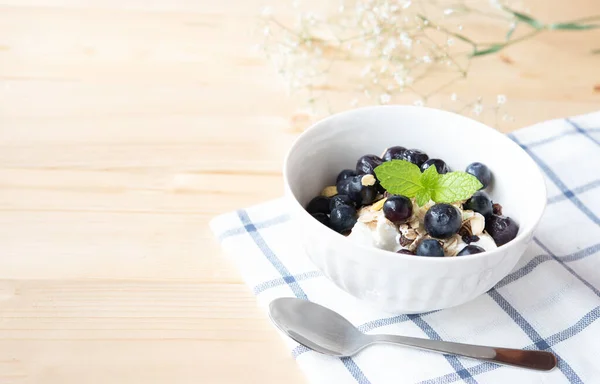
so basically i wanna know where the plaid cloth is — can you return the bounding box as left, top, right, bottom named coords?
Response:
left=209, top=112, right=600, bottom=384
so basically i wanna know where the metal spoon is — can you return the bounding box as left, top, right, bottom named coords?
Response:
left=269, top=297, right=557, bottom=371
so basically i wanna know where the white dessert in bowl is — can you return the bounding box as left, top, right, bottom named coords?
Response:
left=283, top=105, right=546, bottom=313
left=348, top=198, right=498, bottom=256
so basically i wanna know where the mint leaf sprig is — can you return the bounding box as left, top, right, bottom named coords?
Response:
left=374, top=160, right=483, bottom=206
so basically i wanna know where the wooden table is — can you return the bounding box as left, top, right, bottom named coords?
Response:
left=0, top=1, right=598, bottom=382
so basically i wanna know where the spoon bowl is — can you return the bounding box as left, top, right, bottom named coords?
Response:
left=269, top=297, right=369, bottom=357
left=269, top=298, right=557, bottom=371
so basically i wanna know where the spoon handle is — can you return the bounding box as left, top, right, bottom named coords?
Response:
left=372, top=334, right=557, bottom=371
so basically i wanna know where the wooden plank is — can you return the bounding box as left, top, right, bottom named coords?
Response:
left=0, top=0, right=599, bottom=382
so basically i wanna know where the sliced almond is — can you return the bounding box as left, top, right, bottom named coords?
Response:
left=320, top=185, right=338, bottom=197
left=415, top=226, right=427, bottom=236
left=409, top=216, right=421, bottom=229
left=458, top=223, right=471, bottom=237
left=443, top=234, right=461, bottom=256
left=365, top=221, right=378, bottom=230
left=357, top=210, right=378, bottom=223
left=399, top=234, right=413, bottom=247
left=370, top=198, right=387, bottom=211
left=415, top=201, right=434, bottom=222
left=405, top=229, right=418, bottom=240
left=461, top=210, right=475, bottom=222
left=408, top=234, right=427, bottom=252
left=469, top=212, right=485, bottom=236
left=361, top=174, right=377, bottom=186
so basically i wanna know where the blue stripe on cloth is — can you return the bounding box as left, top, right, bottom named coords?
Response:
left=521, top=129, right=579, bottom=148
left=358, top=313, right=435, bottom=333
left=408, top=315, right=479, bottom=384
left=544, top=305, right=600, bottom=346
left=341, top=358, right=372, bottom=384
left=509, top=133, right=600, bottom=225
left=488, top=289, right=583, bottom=383
left=237, top=209, right=371, bottom=384
left=418, top=305, right=600, bottom=384
left=495, top=242, right=600, bottom=289
left=237, top=210, right=307, bottom=300
left=418, top=363, right=499, bottom=384
left=253, top=271, right=323, bottom=295
left=291, top=344, right=311, bottom=358
left=512, top=125, right=600, bottom=149
left=494, top=254, right=552, bottom=289
left=534, top=237, right=600, bottom=297
left=547, top=179, right=600, bottom=205
left=567, top=118, right=600, bottom=146
left=218, top=213, right=290, bottom=240
left=561, top=243, right=600, bottom=262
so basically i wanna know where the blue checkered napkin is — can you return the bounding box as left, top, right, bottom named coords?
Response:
left=209, top=112, right=600, bottom=384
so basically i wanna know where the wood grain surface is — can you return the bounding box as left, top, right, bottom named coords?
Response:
left=0, top=0, right=599, bottom=382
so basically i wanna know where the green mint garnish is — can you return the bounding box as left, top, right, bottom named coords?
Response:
left=420, top=165, right=439, bottom=190
left=374, top=160, right=483, bottom=206
left=372, top=158, right=423, bottom=197
left=415, top=189, right=432, bottom=207
left=433, top=171, right=484, bottom=203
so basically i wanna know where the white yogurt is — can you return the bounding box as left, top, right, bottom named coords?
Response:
left=347, top=210, right=400, bottom=252
left=455, top=232, right=497, bottom=254
left=347, top=199, right=498, bottom=255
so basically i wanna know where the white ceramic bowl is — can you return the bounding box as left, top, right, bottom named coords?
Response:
left=283, top=106, right=546, bottom=314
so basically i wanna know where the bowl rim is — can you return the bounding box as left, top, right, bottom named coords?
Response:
left=282, top=105, right=547, bottom=263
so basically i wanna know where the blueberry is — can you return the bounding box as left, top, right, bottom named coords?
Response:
left=330, top=205, right=357, bottom=234
left=329, top=194, right=354, bottom=211
left=336, top=177, right=352, bottom=196
left=382, top=146, right=406, bottom=162
left=416, top=239, right=444, bottom=257
left=311, top=213, right=330, bottom=227
left=356, top=155, right=383, bottom=175
left=397, top=249, right=415, bottom=255
left=306, top=196, right=330, bottom=215
left=457, top=244, right=485, bottom=256
left=466, top=162, right=492, bottom=189
left=383, top=195, right=413, bottom=224
left=345, top=175, right=378, bottom=206
left=424, top=203, right=462, bottom=239
left=463, top=191, right=493, bottom=217
left=462, top=234, right=480, bottom=244
left=420, top=159, right=450, bottom=174
left=401, top=149, right=429, bottom=167
left=485, top=214, right=519, bottom=246
left=336, top=169, right=357, bottom=184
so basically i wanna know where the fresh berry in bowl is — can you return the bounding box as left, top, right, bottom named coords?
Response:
left=300, top=149, right=514, bottom=257
left=283, top=106, right=546, bottom=314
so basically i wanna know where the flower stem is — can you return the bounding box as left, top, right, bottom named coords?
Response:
left=562, top=15, right=600, bottom=24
